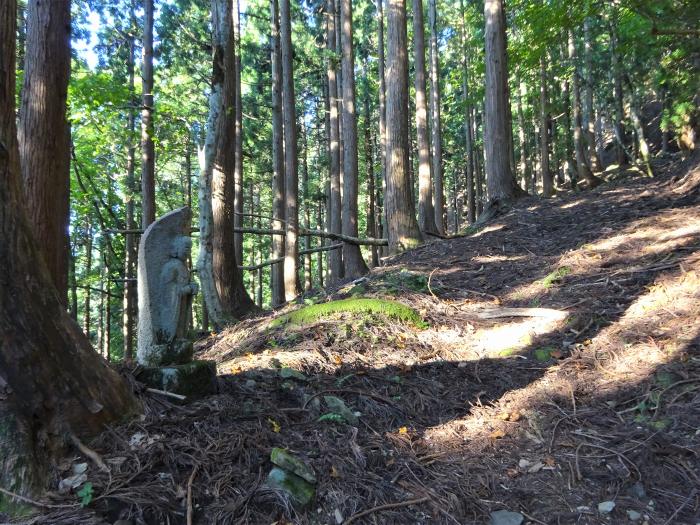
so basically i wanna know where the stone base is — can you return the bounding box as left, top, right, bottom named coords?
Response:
left=136, top=360, right=218, bottom=398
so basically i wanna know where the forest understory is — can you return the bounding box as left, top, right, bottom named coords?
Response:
left=13, top=154, right=700, bottom=525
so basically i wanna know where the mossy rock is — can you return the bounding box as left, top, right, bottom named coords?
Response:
left=271, top=298, right=427, bottom=329
left=267, top=467, right=315, bottom=507
left=136, top=360, right=218, bottom=398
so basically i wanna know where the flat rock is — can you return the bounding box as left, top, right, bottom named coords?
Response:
left=490, top=510, right=524, bottom=525
left=266, top=467, right=315, bottom=507
left=270, top=448, right=316, bottom=483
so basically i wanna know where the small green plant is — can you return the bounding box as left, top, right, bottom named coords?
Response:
left=540, top=266, right=572, bottom=288
left=534, top=347, right=556, bottom=361
left=498, top=348, right=518, bottom=357
left=77, top=482, right=93, bottom=507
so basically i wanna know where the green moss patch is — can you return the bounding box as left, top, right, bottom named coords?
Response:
left=271, top=298, right=427, bottom=329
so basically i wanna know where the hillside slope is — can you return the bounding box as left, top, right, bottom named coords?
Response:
left=20, top=156, right=700, bottom=524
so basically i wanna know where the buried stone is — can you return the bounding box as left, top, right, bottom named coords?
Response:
left=135, top=207, right=217, bottom=397
left=267, top=448, right=317, bottom=507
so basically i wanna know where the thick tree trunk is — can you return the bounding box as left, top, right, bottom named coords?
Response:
left=539, top=54, right=553, bottom=197
left=376, top=0, right=387, bottom=258
left=233, top=0, right=244, bottom=265
left=326, top=0, right=344, bottom=283
left=385, top=0, right=423, bottom=253
left=428, top=0, right=444, bottom=234
left=483, top=0, right=517, bottom=205
left=474, top=108, right=484, bottom=216
left=0, top=4, right=139, bottom=508
left=340, top=0, right=369, bottom=279
left=270, top=0, right=286, bottom=306
left=583, top=18, right=602, bottom=172
left=569, top=31, right=601, bottom=188
left=280, top=0, right=301, bottom=300
left=412, top=0, right=436, bottom=234
left=18, top=0, right=71, bottom=303
left=198, top=0, right=255, bottom=330
left=141, top=0, right=156, bottom=228
left=211, top=0, right=255, bottom=321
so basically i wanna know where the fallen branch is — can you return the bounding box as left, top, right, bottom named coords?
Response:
left=0, top=486, right=78, bottom=510
left=343, top=496, right=430, bottom=524
left=186, top=465, right=199, bottom=525
left=69, top=433, right=110, bottom=473
left=475, top=307, right=568, bottom=320
left=146, top=387, right=187, bottom=401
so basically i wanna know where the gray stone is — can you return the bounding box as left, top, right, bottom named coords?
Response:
left=598, top=501, right=616, bottom=514
left=489, top=510, right=524, bottom=525
left=627, top=482, right=647, bottom=500
left=267, top=467, right=315, bottom=507
left=627, top=510, right=642, bottom=521
left=137, top=207, right=199, bottom=367
left=136, top=361, right=218, bottom=398
left=270, top=448, right=316, bottom=483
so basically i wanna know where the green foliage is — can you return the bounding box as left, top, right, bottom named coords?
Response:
left=540, top=267, right=572, bottom=288
left=271, top=298, right=427, bottom=329
left=317, top=413, right=345, bottom=423
left=77, top=482, right=94, bottom=507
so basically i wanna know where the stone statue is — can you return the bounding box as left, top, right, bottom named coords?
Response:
left=137, top=207, right=198, bottom=367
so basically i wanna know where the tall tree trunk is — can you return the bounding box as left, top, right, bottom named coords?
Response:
left=474, top=108, right=484, bottom=216
left=516, top=79, right=529, bottom=191
left=141, top=0, right=155, bottom=228
left=364, top=94, right=379, bottom=267
left=583, top=18, right=602, bottom=172
left=340, top=0, right=369, bottom=278
left=0, top=4, right=139, bottom=507
left=233, top=0, right=244, bottom=265
left=198, top=0, right=255, bottom=330
left=83, top=228, right=93, bottom=341
left=317, top=203, right=325, bottom=287
left=539, top=54, right=553, bottom=197
left=561, top=73, right=575, bottom=185
left=610, top=19, right=626, bottom=167
left=280, top=0, right=301, bottom=299
left=483, top=0, right=517, bottom=205
left=326, top=0, right=344, bottom=283
left=385, top=0, right=423, bottom=253
left=270, top=0, right=286, bottom=306
left=123, top=3, right=137, bottom=361
left=301, top=120, right=313, bottom=290
left=569, top=31, right=601, bottom=188
left=428, top=0, right=444, bottom=233
left=412, top=0, right=436, bottom=234
left=460, top=0, right=475, bottom=223
left=18, top=0, right=71, bottom=303
left=70, top=247, right=78, bottom=320
left=376, top=0, right=387, bottom=258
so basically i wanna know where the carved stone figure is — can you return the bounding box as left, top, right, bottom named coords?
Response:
left=137, top=207, right=198, bottom=367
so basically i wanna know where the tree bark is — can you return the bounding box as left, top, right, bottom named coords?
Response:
left=301, top=120, right=313, bottom=290
left=280, top=0, right=301, bottom=300
left=539, top=54, right=553, bottom=197
left=326, top=0, right=344, bottom=283
left=385, top=0, right=423, bottom=253
left=233, top=0, right=244, bottom=264
left=376, top=0, right=387, bottom=258
left=270, top=0, right=286, bottom=306
left=198, top=0, right=255, bottom=330
left=340, top=0, right=369, bottom=279
left=83, top=228, right=93, bottom=340
left=569, top=31, right=601, bottom=188
left=460, top=0, right=475, bottom=223
left=141, top=0, right=156, bottom=228
left=412, top=0, right=436, bottom=234
left=483, top=0, right=517, bottom=205
left=0, top=3, right=140, bottom=507
left=516, top=79, right=529, bottom=191
left=428, top=0, right=444, bottom=234
left=18, top=0, right=71, bottom=303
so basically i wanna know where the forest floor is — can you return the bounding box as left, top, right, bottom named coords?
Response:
left=17, top=153, right=700, bottom=525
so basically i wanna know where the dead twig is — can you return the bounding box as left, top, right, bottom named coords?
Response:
left=187, top=465, right=199, bottom=525
left=343, top=496, right=430, bottom=524
left=146, top=387, right=187, bottom=401
left=0, top=486, right=78, bottom=509
left=69, top=433, right=109, bottom=473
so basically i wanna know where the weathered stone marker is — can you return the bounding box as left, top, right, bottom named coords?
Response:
left=136, top=207, right=217, bottom=397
